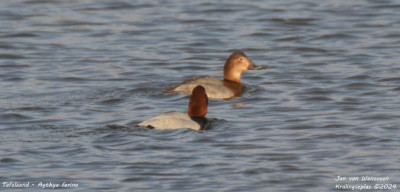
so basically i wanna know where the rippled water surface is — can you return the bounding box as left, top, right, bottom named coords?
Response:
left=1, top=0, right=399, bottom=191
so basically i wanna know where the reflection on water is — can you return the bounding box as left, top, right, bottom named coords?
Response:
left=1, top=0, right=399, bottom=191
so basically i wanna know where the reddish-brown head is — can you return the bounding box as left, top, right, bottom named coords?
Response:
left=188, top=85, right=208, bottom=117
left=223, top=51, right=260, bottom=83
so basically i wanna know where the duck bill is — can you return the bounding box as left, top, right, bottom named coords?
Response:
left=248, top=61, right=262, bottom=70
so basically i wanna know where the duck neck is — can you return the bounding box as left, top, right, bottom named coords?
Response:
left=188, top=95, right=208, bottom=118
left=224, top=62, right=242, bottom=83
left=224, top=70, right=241, bottom=83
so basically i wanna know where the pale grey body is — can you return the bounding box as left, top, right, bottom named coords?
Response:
left=165, top=76, right=235, bottom=99
left=137, top=111, right=201, bottom=130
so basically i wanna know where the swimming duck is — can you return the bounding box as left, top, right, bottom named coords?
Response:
left=163, top=51, right=261, bottom=99
left=137, top=85, right=208, bottom=130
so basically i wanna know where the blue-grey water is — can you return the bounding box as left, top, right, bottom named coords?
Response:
left=1, top=0, right=399, bottom=191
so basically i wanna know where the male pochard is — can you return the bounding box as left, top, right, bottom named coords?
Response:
left=137, top=85, right=208, bottom=130
left=163, top=51, right=261, bottom=99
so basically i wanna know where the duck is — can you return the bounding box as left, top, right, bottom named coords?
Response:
left=163, top=51, right=261, bottom=99
left=137, top=85, right=208, bottom=130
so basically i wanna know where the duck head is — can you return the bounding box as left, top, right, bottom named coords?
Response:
left=223, top=51, right=261, bottom=83
left=188, top=85, right=208, bottom=117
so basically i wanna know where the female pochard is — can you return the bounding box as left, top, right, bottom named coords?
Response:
left=164, top=51, right=261, bottom=99
left=137, top=85, right=208, bottom=130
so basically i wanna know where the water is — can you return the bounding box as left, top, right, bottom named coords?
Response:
left=1, top=0, right=399, bottom=191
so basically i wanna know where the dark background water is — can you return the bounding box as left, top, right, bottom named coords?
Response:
left=1, top=0, right=399, bottom=191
